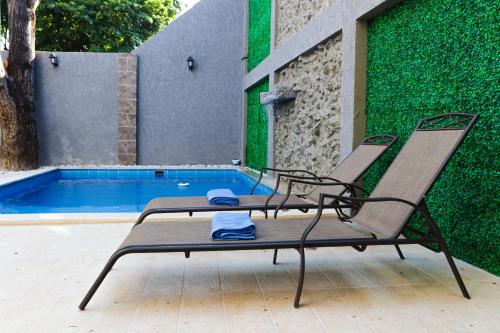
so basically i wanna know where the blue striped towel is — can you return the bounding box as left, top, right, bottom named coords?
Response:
left=207, top=188, right=239, bottom=206
left=211, top=213, right=256, bottom=240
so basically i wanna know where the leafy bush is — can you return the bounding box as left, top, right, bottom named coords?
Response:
left=35, top=0, right=181, bottom=52
left=245, top=79, right=269, bottom=170
left=247, top=0, right=271, bottom=72
left=366, top=0, right=499, bottom=274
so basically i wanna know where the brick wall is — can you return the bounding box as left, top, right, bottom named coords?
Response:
left=117, top=54, right=137, bottom=165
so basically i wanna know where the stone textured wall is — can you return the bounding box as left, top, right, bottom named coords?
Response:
left=276, top=0, right=336, bottom=47
left=117, top=54, right=137, bottom=165
left=274, top=34, right=342, bottom=181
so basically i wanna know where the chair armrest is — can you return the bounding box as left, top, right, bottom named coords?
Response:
left=278, top=175, right=369, bottom=195
left=298, top=192, right=428, bottom=248
left=272, top=178, right=358, bottom=218
left=317, top=193, right=433, bottom=225
left=319, top=193, right=418, bottom=210
left=298, top=192, right=359, bottom=247
left=268, top=173, right=340, bottom=199
left=250, top=167, right=319, bottom=194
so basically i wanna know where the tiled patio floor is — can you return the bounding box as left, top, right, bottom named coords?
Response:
left=0, top=223, right=498, bottom=332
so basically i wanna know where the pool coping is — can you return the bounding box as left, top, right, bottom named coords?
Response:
left=0, top=165, right=280, bottom=225
left=0, top=210, right=333, bottom=226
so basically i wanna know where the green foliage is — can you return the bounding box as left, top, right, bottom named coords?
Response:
left=246, top=79, right=269, bottom=171
left=247, top=0, right=271, bottom=72
left=366, top=0, right=499, bottom=274
left=1, top=0, right=9, bottom=49
left=35, top=0, right=181, bottom=52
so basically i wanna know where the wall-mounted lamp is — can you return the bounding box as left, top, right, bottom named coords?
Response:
left=48, top=52, right=58, bottom=67
left=187, top=56, right=194, bottom=71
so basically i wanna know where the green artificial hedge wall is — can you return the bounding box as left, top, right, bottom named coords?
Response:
left=366, top=0, right=499, bottom=275
left=247, top=0, right=271, bottom=72
left=246, top=79, right=269, bottom=171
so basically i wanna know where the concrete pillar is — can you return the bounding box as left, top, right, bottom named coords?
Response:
left=339, top=15, right=368, bottom=159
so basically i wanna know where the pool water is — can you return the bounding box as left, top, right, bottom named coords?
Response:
left=0, top=169, right=273, bottom=214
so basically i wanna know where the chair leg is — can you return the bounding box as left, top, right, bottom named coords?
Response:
left=294, top=248, right=306, bottom=308
left=419, top=200, right=470, bottom=299
left=395, top=245, right=405, bottom=259
left=438, top=240, right=470, bottom=299
left=184, top=251, right=190, bottom=259
left=79, top=251, right=125, bottom=310
left=273, top=249, right=278, bottom=264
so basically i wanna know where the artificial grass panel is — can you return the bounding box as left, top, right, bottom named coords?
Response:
left=247, top=0, right=271, bottom=72
left=245, top=79, right=269, bottom=171
left=366, top=0, right=499, bottom=274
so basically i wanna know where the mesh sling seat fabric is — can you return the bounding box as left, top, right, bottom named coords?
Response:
left=135, top=135, right=397, bottom=225
left=79, top=113, right=478, bottom=310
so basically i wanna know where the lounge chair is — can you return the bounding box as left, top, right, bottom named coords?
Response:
left=135, top=134, right=397, bottom=225
left=79, top=113, right=478, bottom=310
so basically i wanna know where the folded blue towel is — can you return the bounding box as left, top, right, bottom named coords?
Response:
left=211, top=212, right=256, bottom=240
left=207, top=188, right=239, bottom=206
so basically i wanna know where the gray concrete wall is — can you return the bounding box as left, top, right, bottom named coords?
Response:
left=35, top=52, right=119, bottom=165
left=134, top=0, right=244, bottom=165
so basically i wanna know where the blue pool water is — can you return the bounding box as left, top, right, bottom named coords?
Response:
left=0, top=169, right=272, bottom=214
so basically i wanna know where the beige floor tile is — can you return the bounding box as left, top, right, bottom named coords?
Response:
left=344, top=287, right=427, bottom=332
left=218, top=251, right=263, bottom=294
left=363, top=247, right=438, bottom=284
left=415, top=282, right=500, bottom=332
left=250, top=250, right=298, bottom=293
left=177, top=252, right=226, bottom=333
left=222, top=291, right=276, bottom=333
left=329, top=248, right=407, bottom=287
left=378, top=285, right=472, bottom=332
left=77, top=255, right=157, bottom=332
left=126, top=254, right=185, bottom=333
left=278, top=249, right=336, bottom=291
left=462, top=280, right=500, bottom=311
left=263, top=291, right=326, bottom=333
left=313, top=249, right=374, bottom=288
left=0, top=224, right=498, bottom=333
left=305, top=289, right=377, bottom=332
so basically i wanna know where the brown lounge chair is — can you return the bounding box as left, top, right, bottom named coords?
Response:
left=79, top=113, right=478, bottom=310
left=135, top=134, right=397, bottom=225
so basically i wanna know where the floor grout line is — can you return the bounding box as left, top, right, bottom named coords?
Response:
left=175, top=259, right=187, bottom=333
left=250, top=253, right=280, bottom=332
left=125, top=255, right=156, bottom=333
left=215, top=253, right=229, bottom=333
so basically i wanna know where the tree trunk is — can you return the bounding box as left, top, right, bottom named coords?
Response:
left=0, top=0, right=40, bottom=170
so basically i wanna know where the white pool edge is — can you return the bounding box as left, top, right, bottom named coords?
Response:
left=0, top=210, right=334, bottom=226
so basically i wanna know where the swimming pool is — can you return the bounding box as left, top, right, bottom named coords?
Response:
left=0, top=169, right=273, bottom=214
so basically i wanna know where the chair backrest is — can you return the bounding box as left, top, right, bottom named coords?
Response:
left=307, top=135, right=397, bottom=202
left=351, top=113, right=478, bottom=239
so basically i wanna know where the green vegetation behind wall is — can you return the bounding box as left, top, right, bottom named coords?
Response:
left=366, top=0, right=499, bottom=274
left=247, top=0, right=271, bottom=72
left=246, top=80, right=269, bottom=171
left=34, top=0, right=181, bottom=52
